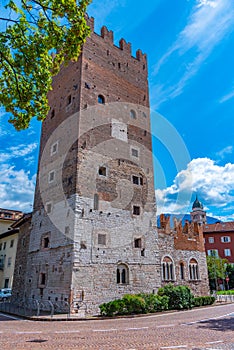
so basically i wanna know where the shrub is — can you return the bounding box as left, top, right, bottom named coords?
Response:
left=138, top=293, right=169, bottom=313
left=122, top=294, right=146, bottom=315
left=99, top=299, right=125, bottom=317
left=217, top=290, right=234, bottom=295
left=158, top=284, right=194, bottom=310
left=193, top=296, right=215, bottom=307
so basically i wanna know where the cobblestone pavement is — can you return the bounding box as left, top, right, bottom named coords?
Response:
left=0, top=304, right=234, bottom=350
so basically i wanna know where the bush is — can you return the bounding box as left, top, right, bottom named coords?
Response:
left=99, top=299, right=125, bottom=317
left=122, top=294, right=146, bottom=314
left=193, top=296, right=215, bottom=307
left=158, top=284, right=194, bottom=310
left=217, top=290, right=234, bottom=295
left=138, top=293, right=169, bottom=313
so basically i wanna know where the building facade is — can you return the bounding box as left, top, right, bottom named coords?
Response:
left=203, top=222, right=234, bottom=264
left=0, top=208, right=23, bottom=234
left=16, top=18, right=209, bottom=315
left=0, top=229, right=19, bottom=289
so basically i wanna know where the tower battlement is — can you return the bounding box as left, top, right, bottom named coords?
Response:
left=86, top=15, right=147, bottom=62
left=158, top=214, right=205, bottom=252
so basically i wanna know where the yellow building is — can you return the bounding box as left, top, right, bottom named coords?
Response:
left=0, top=209, right=23, bottom=289
left=0, top=208, right=23, bottom=234
left=0, top=229, right=19, bottom=289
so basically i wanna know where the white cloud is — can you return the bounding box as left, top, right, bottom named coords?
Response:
left=219, top=88, right=234, bottom=103
left=156, top=157, right=234, bottom=216
left=152, top=0, right=234, bottom=107
left=0, top=143, right=38, bottom=163
left=216, top=145, right=233, bottom=160
left=0, top=164, right=36, bottom=212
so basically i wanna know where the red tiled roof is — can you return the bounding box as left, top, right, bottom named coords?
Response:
left=203, top=221, right=234, bottom=232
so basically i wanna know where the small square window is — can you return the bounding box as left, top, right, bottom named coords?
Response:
left=99, top=166, right=107, bottom=176
left=134, top=238, right=142, bottom=248
left=98, top=234, right=106, bottom=245
left=51, top=142, right=58, bottom=156
left=208, top=237, right=214, bottom=243
left=48, top=170, right=55, bottom=183
left=42, top=236, right=50, bottom=249
left=130, top=109, right=136, bottom=119
left=133, top=206, right=140, bottom=216
left=132, top=175, right=139, bottom=185
left=131, top=148, right=139, bottom=158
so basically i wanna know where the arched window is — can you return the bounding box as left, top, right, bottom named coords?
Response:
left=189, top=258, right=199, bottom=280
left=162, top=256, right=174, bottom=281
left=117, top=264, right=129, bottom=284
left=180, top=262, right=185, bottom=280
left=98, top=95, right=105, bottom=104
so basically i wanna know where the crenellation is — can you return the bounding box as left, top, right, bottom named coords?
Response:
left=101, top=26, right=114, bottom=43
left=119, top=38, right=132, bottom=56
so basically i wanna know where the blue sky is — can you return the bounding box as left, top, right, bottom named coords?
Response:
left=0, top=0, right=234, bottom=220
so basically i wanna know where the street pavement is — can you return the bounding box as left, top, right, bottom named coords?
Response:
left=0, top=304, right=234, bottom=349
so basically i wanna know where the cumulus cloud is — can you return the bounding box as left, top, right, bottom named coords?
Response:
left=152, top=0, right=234, bottom=107
left=155, top=158, right=234, bottom=216
left=0, top=143, right=38, bottom=163
left=0, top=164, right=36, bottom=212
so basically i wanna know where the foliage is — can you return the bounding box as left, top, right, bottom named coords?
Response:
left=193, top=296, right=215, bottom=307
left=206, top=256, right=228, bottom=290
left=157, top=283, right=194, bottom=310
left=225, top=264, right=234, bottom=290
left=99, top=293, right=169, bottom=317
left=0, top=0, right=91, bottom=130
left=138, top=293, right=169, bottom=313
left=217, top=290, right=234, bottom=295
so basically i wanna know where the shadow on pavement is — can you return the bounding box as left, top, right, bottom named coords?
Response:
left=197, top=316, right=234, bottom=332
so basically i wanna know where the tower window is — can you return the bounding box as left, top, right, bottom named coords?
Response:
left=48, top=170, right=55, bottom=183
left=134, top=238, right=142, bottom=248
left=132, top=175, right=143, bottom=185
left=67, top=94, right=72, bottom=105
left=131, top=148, right=139, bottom=158
left=51, top=109, right=55, bottom=119
left=98, top=234, right=106, bottom=246
left=39, top=273, right=46, bottom=286
left=98, top=95, right=105, bottom=104
left=133, top=206, right=140, bottom=216
left=94, top=193, right=99, bottom=210
left=42, top=236, right=50, bottom=249
left=130, top=109, right=136, bottom=119
left=51, top=141, right=58, bottom=156
left=99, top=166, right=107, bottom=176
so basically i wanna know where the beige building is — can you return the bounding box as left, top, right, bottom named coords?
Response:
left=0, top=229, right=19, bottom=289
left=0, top=208, right=23, bottom=234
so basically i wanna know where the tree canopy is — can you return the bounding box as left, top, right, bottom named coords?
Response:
left=0, top=0, right=91, bottom=130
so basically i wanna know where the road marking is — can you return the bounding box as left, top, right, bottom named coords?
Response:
left=156, top=324, right=175, bottom=328
left=205, top=341, right=223, bottom=344
left=54, top=331, right=80, bottom=334
left=160, top=346, right=187, bottom=349
left=14, top=331, right=42, bottom=334
left=181, top=312, right=234, bottom=325
left=93, top=328, right=118, bottom=332
left=125, top=327, right=149, bottom=331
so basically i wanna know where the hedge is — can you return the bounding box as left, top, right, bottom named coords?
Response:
left=99, top=285, right=215, bottom=317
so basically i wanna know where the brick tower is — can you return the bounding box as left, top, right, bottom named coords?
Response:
left=25, top=17, right=160, bottom=314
